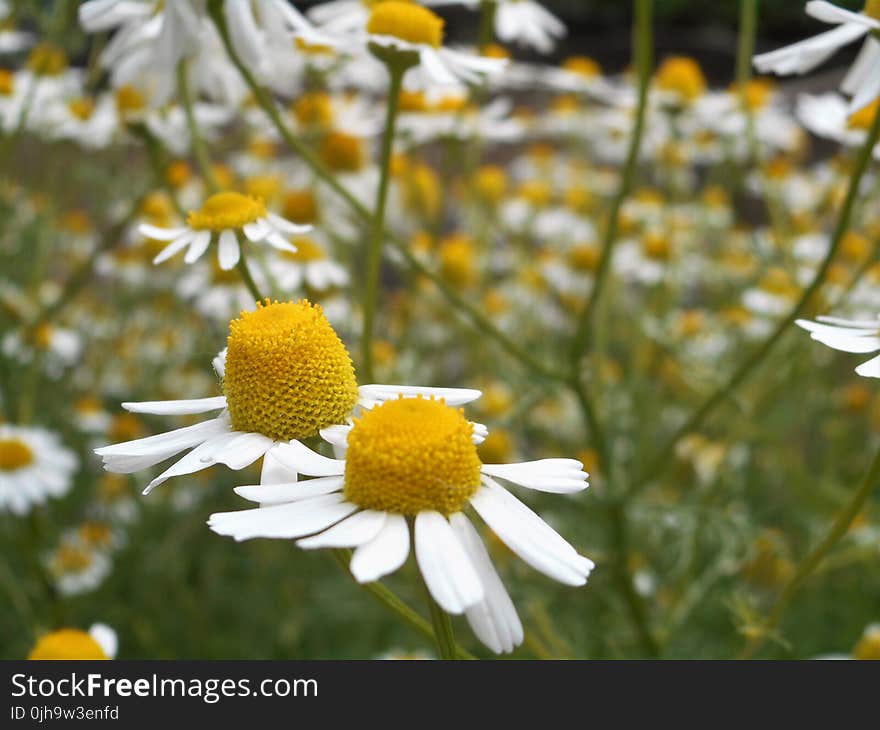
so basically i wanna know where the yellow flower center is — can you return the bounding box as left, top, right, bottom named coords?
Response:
left=853, top=626, right=880, bottom=659
left=344, top=397, right=481, bottom=515
left=482, top=43, right=510, bottom=59
left=54, top=545, right=93, bottom=573
left=0, top=69, right=14, bottom=96
left=847, top=99, right=880, bottom=131
left=293, top=92, right=334, bottom=127
left=283, top=189, right=319, bottom=223
left=140, top=191, right=174, bottom=221
left=642, top=232, right=671, bottom=260
left=655, top=56, right=706, bottom=102
left=187, top=192, right=266, bottom=232
left=79, top=522, right=113, bottom=549
left=320, top=131, right=366, bottom=172
left=759, top=267, right=796, bottom=296
left=67, top=97, right=95, bottom=121
left=439, top=233, right=476, bottom=287
left=28, top=630, right=108, bottom=660
left=114, top=85, right=146, bottom=116
left=0, top=438, right=34, bottom=471
left=223, top=300, right=359, bottom=442
left=518, top=179, right=553, bottom=207
left=567, top=243, right=601, bottom=273
left=60, top=209, right=93, bottom=234
left=166, top=160, right=192, bottom=188
left=562, top=56, right=601, bottom=78
left=864, top=0, right=880, bottom=21
left=27, top=43, right=68, bottom=76
left=841, top=231, right=871, bottom=262
left=244, top=174, right=282, bottom=203
left=474, top=165, right=508, bottom=204
left=734, top=77, right=775, bottom=110
left=281, top=237, right=325, bottom=262
left=367, top=1, right=444, bottom=48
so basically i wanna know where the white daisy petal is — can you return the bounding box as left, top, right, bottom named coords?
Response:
left=208, top=494, right=356, bottom=541
left=183, top=230, right=213, bottom=264
left=234, top=476, right=344, bottom=505
left=270, top=440, right=346, bottom=477
left=357, top=384, right=482, bottom=406
left=350, top=514, right=410, bottom=583
left=414, top=511, right=484, bottom=614
left=297, top=509, right=386, bottom=549
left=260, top=446, right=296, bottom=485
left=121, top=396, right=228, bottom=415
left=138, top=223, right=188, bottom=241
left=218, top=229, right=241, bottom=270
left=481, top=459, right=589, bottom=494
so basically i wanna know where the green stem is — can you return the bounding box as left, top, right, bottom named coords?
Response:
left=177, top=59, right=218, bottom=192
left=331, top=549, right=474, bottom=660
left=425, top=585, right=458, bottom=660
left=478, top=0, right=498, bottom=52
left=631, top=103, right=880, bottom=496
left=362, top=63, right=406, bottom=382
left=236, top=248, right=265, bottom=302
left=735, top=0, right=758, bottom=89
left=740, top=443, right=880, bottom=658
left=569, top=0, right=653, bottom=369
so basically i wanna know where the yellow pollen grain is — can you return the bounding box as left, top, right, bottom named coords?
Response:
left=367, top=1, right=444, bottom=48
left=344, top=397, right=481, bottom=515
left=223, top=300, right=359, bottom=441
left=28, top=630, right=108, bottom=661
left=187, top=192, right=266, bottom=232
left=0, top=438, right=34, bottom=471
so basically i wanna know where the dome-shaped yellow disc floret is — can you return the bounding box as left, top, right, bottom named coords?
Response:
left=0, top=438, right=34, bottom=471
left=223, top=300, right=359, bottom=442
left=655, top=56, right=706, bottom=102
left=344, top=397, right=482, bottom=515
left=187, top=192, right=267, bottom=232
left=367, top=1, right=444, bottom=48
left=28, top=630, right=108, bottom=660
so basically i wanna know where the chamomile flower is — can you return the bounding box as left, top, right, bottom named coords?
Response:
left=140, top=191, right=309, bottom=270
left=753, top=1, right=880, bottom=113
left=209, top=396, right=593, bottom=655
left=95, top=300, right=482, bottom=494
left=270, top=237, right=350, bottom=293
left=0, top=425, right=78, bottom=515
left=28, top=624, right=117, bottom=660
left=796, top=314, right=880, bottom=377
left=44, top=538, right=112, bottom=596
left=797, top=94, right=880, bottom=158
left=359, top=2, right=506, bottom=90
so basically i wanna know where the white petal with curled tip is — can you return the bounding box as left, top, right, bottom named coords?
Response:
left=472, top=422, right=488, bottom=445
left=234, top=476, right=344, bottom=505
left=753, top=23, right=866, bottom=74
left=218, top=229, right=241, bottom=270
left=243, top=219, right=271, bottom=242
left=481, top=459, right=589, bottom=494
left=357, top=384, right=482, bottom=406
left=415, top=511, right=484, bottom=614
left=270, top=440, right=346, bottom=477
left=214, top=432, right=275, bottom=470
left=184, top=230, right=212, bottom=264
left=350, top=514, right=410, bottom=583
left=264, top=231, right=298, bottom=252
left=95, top=416, right=229, bottom=457
left=208, top=494, right=356, bottom=541
left=297, top=510, right=386, bottom=549
left=266, top=211, right=311, bottom=234
left=806, top=1, right=880, bottom=29
left=153, top=231, right=196, bottom=264
left=122, top=396, right=228, bottom=415
left=450, top=513, right=523, bottom=655
left=470, top=479, right=594, bottom=586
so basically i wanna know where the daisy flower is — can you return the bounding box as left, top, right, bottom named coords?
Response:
left=0, top=425, right=78, bottom=516
left=753, top=1, right=880, bottom=112
left=270, top=236, right=350, bottom=293
left=28, top=624, right=118, bottom=660
left=139, top=191, right=310, bottom=270
left=796, top=314, right=880, bottom=377
left=209, top=396, right=593, bottom=655
left=797, top=94, right=880, bottom=159
left=358, top=1, right=506, bottom=89
left=95, top=300, right=483, bottom=494
left=44, top=539, right=112, bottom=597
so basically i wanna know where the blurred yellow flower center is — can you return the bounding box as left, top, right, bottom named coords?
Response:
left=562, top=56, right=601, bottom=78
left=79, top=522, right=113, bottom=549
left=482, top=43, right=510, bottom=59
left=367, top=2, right=444, bottom=48
left=759, top=267, right=797, bottom=296
left=320, top=131, right=366, bottom=172
left=0, top=438, right=34, bottom=470
left=344, top=397, right=481, bottom=515
left=187, top=192, right=266, bottom=232
left=847, top=99, right=879, bottom=131
left=28, top=630, right=108, bottom=661
left=223, top=300, right=359, bottom=441
left=656, top=56, right=706, bottom=102
left=642, top=232, right=671, bottom=260
left=293, top=92, right=334, bottom=127
left=54, top=545, right=93, bottom=572
left=244, top=174, right=282, bottom=202
left=67, top=97, right=95, bottom=121
left=474, top=165, right=508, bottom=204
left=27, top=43, right=68, bottom=76
left=114, top=85, right=146, bottom=116
left=439, top=233, right=476, bottom=287
left=283, top=189, right=319, bottom=223
left=282, top=237, right=325, bottom=262
left=841, top=231, right=871, bottom=262
left=864, top=0, right=880, bottom=21
left=568, top=243, right=601, bottom=272
left=0, top=69, right=14, bottom=96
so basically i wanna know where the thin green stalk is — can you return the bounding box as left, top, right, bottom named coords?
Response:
left=331, top=549, right=474, bottom=660
left=735, top=0, right=758, bottom=89
left=425, top=586, right=458, bottom=660
left=177, top=59, right=218, bottom=192
left=740, top=443, right=880, bottom=659
left=362, top=63, right=406, bottom=383
left=478, top=1, right=498, bottom=52
left=631, top=105, right=880, bottom=496
left=235, top=235, right=265, bottom=302
left=569, top=0, right=653, bottom=368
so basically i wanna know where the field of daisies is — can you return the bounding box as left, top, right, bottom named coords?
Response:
left=1, top=0, right=880, bottom=661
